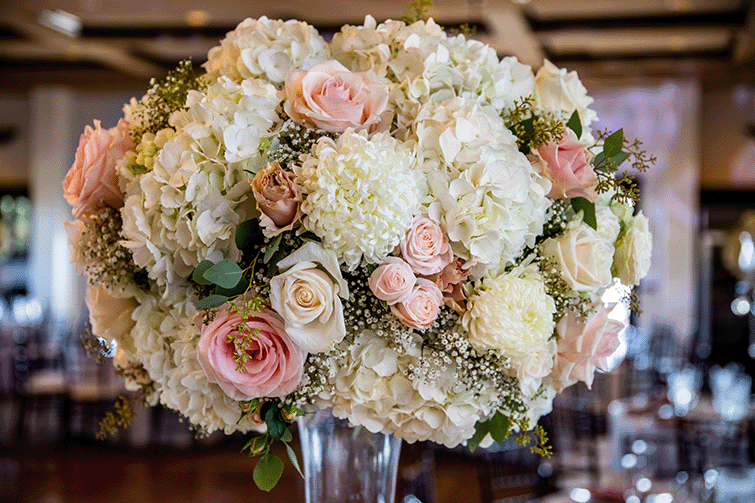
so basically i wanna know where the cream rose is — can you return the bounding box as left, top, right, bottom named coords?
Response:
left=516, top=339, right=557, bottom=397
left=85, top=284, right=137, bottom=347
left=400, top=215, right=453, bottom=276
left=251, top=162, right=302, bottom=237
left=390, top=278, right=444, bottom=330
left=534, top=60, right=597, bottom=132
left=64, top=119, right=133, bottom=217
left=368, top=257, right=416, bottom=305
left=541, top=222, right=614, bottom=293
left=197, top=307, right=305, bottom=400
left=614, top=211, right=652, bottom=286
left=284, top=60, right=390, bottom=133
left=270, top=242, right=348, bottom=353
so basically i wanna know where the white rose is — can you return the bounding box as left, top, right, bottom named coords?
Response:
left=541, top=222, right=614, bottom=293
left=614, top=211, right=652, bottom=286
left=516, top=339, right=557, bottom=397
left=534, top=60, right=597, bottom=134
left=85, top=285, right=137, bottom=347
left=596, top=203, right=621, bottom=244
left=270, top=242, right=348, bottom=353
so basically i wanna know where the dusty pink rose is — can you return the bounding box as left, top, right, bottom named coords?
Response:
left=400, top=215, right=453, bottom=276
left=535, top=127, right=597, bottom=202
left=197, top=307, right=305, bottom=400
left=284, top=60, right=390, bottom=133
left=433, top=256, right=470, bottom=314
left=63, top=119, right=133, bottom=217
left=251, top=162, right=302, bottom=236
left=390, top=278, right=444, bottom=330
left=550, top=306, right=626, bottom=393
left=369, top=257, right=416, bottom=305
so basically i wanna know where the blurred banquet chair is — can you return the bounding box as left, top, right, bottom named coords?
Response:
left=401, top=449, right=436, bottom=503
left=475, top=436, right=544, bottom=503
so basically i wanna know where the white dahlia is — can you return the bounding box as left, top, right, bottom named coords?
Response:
left=295, top=130, right=422, bottom=269
left=462, top=262, right=556, bottom=370
left=315, top=330, right=497, bottom=447
left=203, top=16, right=330, bottom=85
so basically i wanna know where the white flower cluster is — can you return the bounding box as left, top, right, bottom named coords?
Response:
left=416, top=97, right=551, bottom=275
left=204, top=16, right=330, bottom=85
left=316, top=330, right=498, bottom=447
left=296, top=130, right=423, bottom=269
left=119, top=77, right=279, bottom=290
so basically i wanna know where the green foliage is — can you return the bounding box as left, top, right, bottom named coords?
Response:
left=192, top=259, right=214, bottom=285
left=128, top=59, right=204, bottom=144
left=96, top=395, right=136, bottom=440
left=402, top=0, right=434, bottom=24
left=235, top=219, right=260, bottom=251
left=591, top=129, right=656, bottom=205
left=571, top=197, right=597, bottom=230
left=202, top=259, right=244, bottom=289
left=503, top=96, right=564, bottom=154
left=468, top=411, right=512, bottom=453
left=254, top=453, right=284, bottom=492
left=515, top=425, right=553, bottom=458
left=195, top=294, right=229, bottom=310
left=566, top=110, right=582, bottom=140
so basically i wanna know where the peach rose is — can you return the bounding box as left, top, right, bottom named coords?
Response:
left=550, top=306, right=626, bottom=393
left=284, top=60, right=390, bottom=133
left=251, top=162, right=302, bottom=236
left=369, top=257, right=416, bottom=305
left=63, top=119, right=133, bottom=217
left=197, top=307, right=305, bottom=400
left=390, top=278, right=444, bottom=330
left=400, top=215, right=453, bottom=276
left=534, top=128, right=596, bottom=202
left=433, top=256, right=470, bottom=314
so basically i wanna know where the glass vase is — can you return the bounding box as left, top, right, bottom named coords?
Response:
left=298, top=408, right=402, bottom=503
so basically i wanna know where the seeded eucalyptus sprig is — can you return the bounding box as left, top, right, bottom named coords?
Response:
left=503, top=96, right=564, bottom=154
left=591, top=128, right=656, bottom=206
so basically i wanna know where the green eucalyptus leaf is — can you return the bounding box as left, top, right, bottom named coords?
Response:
left=215, top=275, right=249, bottom=297
left=610, top=151, right=629, bottom=168
left=192, top=260, right=214, bottom=285
left=286, top=443, right=304, bottom=479
left=592, top=151, right=605, bottom=169
left=263, top=234, right=283, bottom=264
left=298, top=231, right=321, bottom=243
left=235, top=219, right=259, bottom=251
left=253, top=453, right=284, bottom=492
left=468, top=420, right=489, bottom=453
left=280, top=428, right=293, bottom=443
left=603, top=129, right=624, bottom=158
left=195, top=294, right=229, bottom=310
left=488, top=412, right=511, bottom=445
left=264, top=405, right=286, bottom=440
left=203, top=259, right=243, bottom=289
left=571, top=197, right=598, bottom=230
left=566, top=110, right=582, bottom=140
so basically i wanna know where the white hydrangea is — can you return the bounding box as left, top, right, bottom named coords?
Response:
left=203, top=16, right=330, bottom=85
left=295, top=130, right=422, bottom=269
left=416, top=98, right=551, bottom=275
left=120, top=77, right=278, bottom=290
left=315, top=330, right=497, bottom=447
left=331, top=16, right=533, bottom=132
left=129, top=283, right=263, bottom=434
left=462, top=262, right=556, bottom=370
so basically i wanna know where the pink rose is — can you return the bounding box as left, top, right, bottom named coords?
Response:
left=550, top=306, right=626, bottom=393
left=400, top=215, right=453, bottom=276
left=284, top=60, right=390, bottom=133
left=63, top=119, right=133, bottom=217
left=197, top=307, right=305, bottom=400
left=534, top=127, right=597, bottom=202
left=390, top=278, right=444, bottom=330
left=369, top=257, right=416, bottom=305
left=433, top=256, right=470, bottom=314
left=251, top=162, right=302, bottom=236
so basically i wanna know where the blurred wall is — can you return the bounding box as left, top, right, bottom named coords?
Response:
left=0, top=95, right=29, bottom=187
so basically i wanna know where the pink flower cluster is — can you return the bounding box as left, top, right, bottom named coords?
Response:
left=534, top=128, right=597, bottom=202
left=369, top=215, right=468, bottom=329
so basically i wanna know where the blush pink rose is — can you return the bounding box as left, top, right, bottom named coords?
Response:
left=400, top=215, right=453, bottom=276
left=534, top=127, right=597, bottom=202
left=197, top=307, right=306, bottom=400
left=433, top=256, right=470, bottom=314
left=390, top=278, right=444, bottom=330
left=550, top=306, right=626, bottom=393
left=251, top=162, right=302, bottom=236
left=284, top=60, right=390, bottom=133
left=369, top=257, right=416, bottom=305
left=63, top=119, right=133, bottom=218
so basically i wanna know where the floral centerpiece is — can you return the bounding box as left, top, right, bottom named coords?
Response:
left=64, top=11, right=653, bottom=491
